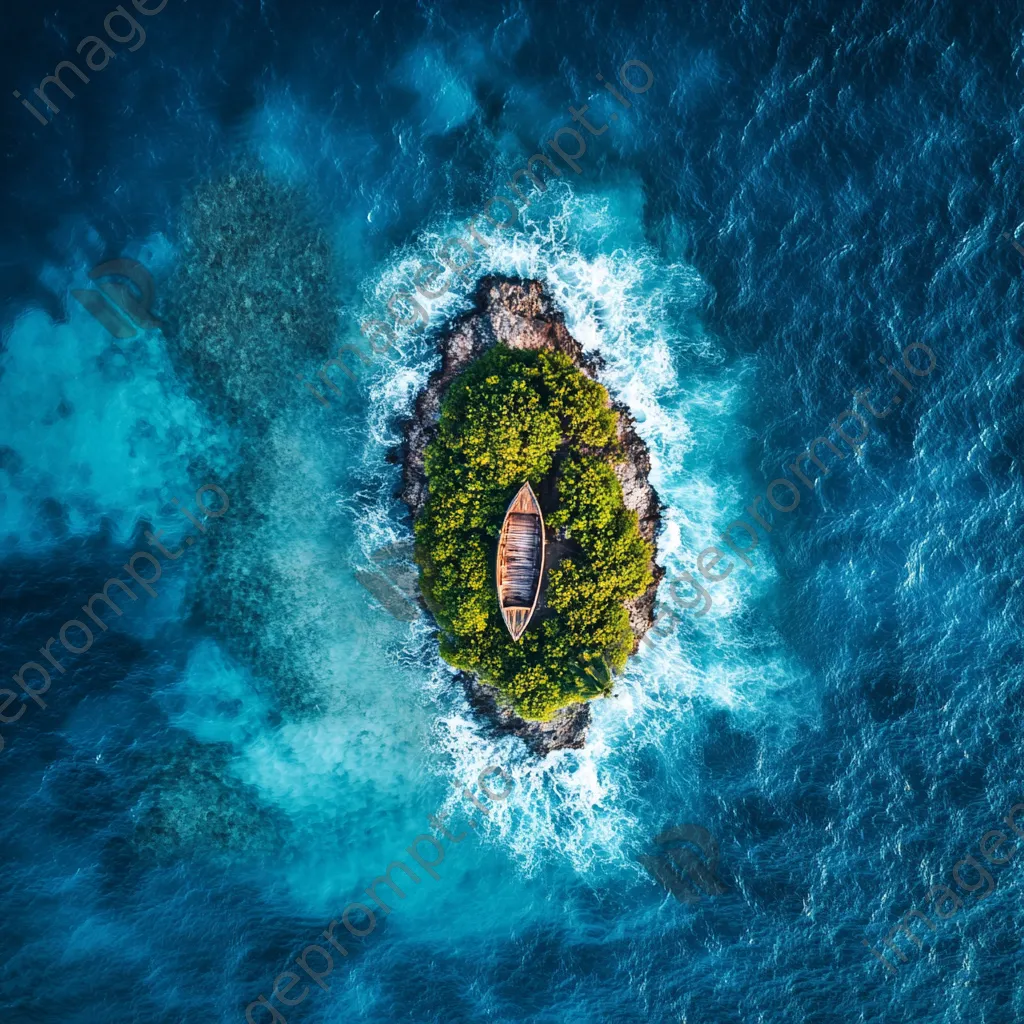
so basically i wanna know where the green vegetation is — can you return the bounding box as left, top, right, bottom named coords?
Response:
left=415, top=344, right=654, bottom=721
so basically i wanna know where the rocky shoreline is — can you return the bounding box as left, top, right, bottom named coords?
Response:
left=395, top=276, right=663, bottom=756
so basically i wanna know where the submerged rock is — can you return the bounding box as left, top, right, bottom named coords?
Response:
left=165, top=169, right=339, bottom=424
left=128, top=741, right=286, bottom=862
left=162, top=169, right=352, bottom=716
left=398, top=276, right=664, bottom=756
left=191, top=420, right=359, bottom=717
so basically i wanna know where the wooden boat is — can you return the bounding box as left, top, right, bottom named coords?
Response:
left=496, top=482, right=546, bottom=641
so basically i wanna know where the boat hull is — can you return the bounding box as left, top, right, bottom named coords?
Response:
left=496, top=482, right=546, bottom=641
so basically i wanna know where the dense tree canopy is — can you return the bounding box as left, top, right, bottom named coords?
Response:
left=415, top=345, right=653, bottom=720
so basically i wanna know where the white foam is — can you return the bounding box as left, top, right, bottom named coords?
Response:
left=339, top=176, right=824, bottom=878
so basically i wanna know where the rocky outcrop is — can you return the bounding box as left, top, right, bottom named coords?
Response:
left=461, top=672, right=592, bottom=757
left=397, top=276, right=663, bottom=756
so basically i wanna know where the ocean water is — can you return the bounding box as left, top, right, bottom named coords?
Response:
left=2, top=1, right=1023, bottom=1022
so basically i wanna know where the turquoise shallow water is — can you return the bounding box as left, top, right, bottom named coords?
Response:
left=2, top=2, right=1024, bottom=1023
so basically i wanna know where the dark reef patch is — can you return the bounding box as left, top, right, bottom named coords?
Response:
left=165, top=169, right=340, bottom=424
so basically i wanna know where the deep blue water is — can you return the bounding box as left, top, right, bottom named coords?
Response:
left=2, top=1, right=1024, bottom=1022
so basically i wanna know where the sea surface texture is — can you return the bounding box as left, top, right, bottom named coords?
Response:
left=1, top=1, right=1023, bottom=1022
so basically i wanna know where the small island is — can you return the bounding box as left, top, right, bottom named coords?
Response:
left=399, top=278, right=663, bottom=754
